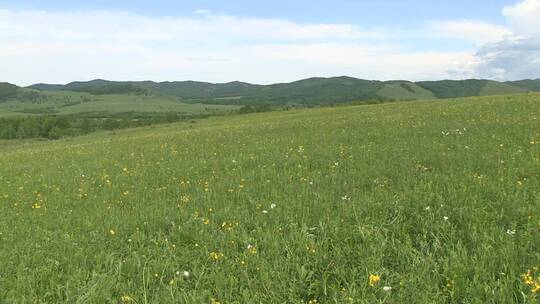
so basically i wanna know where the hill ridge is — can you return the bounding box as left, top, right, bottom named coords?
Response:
left=13, top=77, right=540, bottom=106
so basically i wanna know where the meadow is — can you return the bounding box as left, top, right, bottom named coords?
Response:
left=0, top=91, right=241, bottom=140
left=0, top=91, right=238, bottom=118
left=1, top=94, right=540, bottom=303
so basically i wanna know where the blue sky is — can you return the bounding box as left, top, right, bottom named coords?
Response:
left=0, top=0, right=515, bottom=24
left=0, top=0, right=539, bottom=85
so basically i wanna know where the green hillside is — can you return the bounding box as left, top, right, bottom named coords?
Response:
left=137, top=81, right=262, bottom=99
left=31, top=80, right=150, bottom=95
left=377, top=81, right=436, bottom=100
left=0, top=82, right=20, bottom=101
left=480, top=81, right=528, bottom=96
left=30, top=80, right=262, bottom=99
left=0, top=89, right=238, bottom=118
left=250, top=77, right=385, bottom=105
left=416, top=79, right=527, bottom=98
left=30, top=77, right=533, bottom=105
left=29, top=83, right=66, bottom=91
left=507, top=79, right=540, bottom=92
left=0, top=88, right=241, bottom=140
left=1, top=93, right=539, bottom=302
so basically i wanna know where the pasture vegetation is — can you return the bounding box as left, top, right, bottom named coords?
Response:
left=0, top=90, right=238, bottom=117
left=1, top=94, right=540, bottom=303
left=0, top=90, right=240, bottom=140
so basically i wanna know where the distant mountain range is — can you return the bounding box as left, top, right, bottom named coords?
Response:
left=1, top=77, right=539, bottom=106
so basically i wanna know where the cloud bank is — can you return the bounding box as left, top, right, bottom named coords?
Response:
left=474, top=0, right=540, bottom=79
left=0, top=9, right=476, bottom=85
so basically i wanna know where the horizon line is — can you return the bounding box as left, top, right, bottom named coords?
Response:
left=10, top=76, right=540, bottom=88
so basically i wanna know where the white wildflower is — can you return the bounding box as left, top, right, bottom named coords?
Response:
left=506, top=229, right=516, bottom=235
left=176, top=270, right=189, bottom=278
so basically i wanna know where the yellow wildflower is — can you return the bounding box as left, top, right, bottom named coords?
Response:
left=523, top=270, right=534, bottom=286
left=120, top=295, right=134, bottom=303
left=247, top=244, right=257, bottom=254
left=533, top=283, right=540, bottom=293
left=210, top=252, right=223, bottom=261
left=369, top=274, right=381, bottom=287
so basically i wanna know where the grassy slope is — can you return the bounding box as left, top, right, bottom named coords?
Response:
left=1, top=93, right=539, bottom=302
left=416, top=80, right=527, bottom=99
left=0, top=90, right=239, bottom=117
left=480, top=81, right=528, bottom=96
left=508, top=79, right=540, bottom=92
left=0, top=107, right=22, bottom=117
left=253, top=77, right=384, bottom=104
left=377, top=81, right=436, bottom=100
left=0, top=82, right=19, bottom=100
left=56, top=94, right=238, bottom=115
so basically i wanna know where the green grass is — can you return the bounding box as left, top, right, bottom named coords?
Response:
left=1, top=94, right=540, bottom=303
left=480, top=82, right=528, bottom=96
left=417, top=80, right=528, bottom=99
left=507, top=80, right=540, bottom=92
left=0, top=91, right=239, bottom=117
left=56, top=94, right=237, bottom=115
left=377, top=81, right=436, bottom=100
left=0, top=107, right=24, bottom=117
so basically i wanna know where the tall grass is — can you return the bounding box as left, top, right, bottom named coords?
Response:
left=1, top=94, right=539, bottom=303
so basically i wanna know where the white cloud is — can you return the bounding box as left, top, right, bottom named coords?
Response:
left=430, top=20, right=511, bottom=44
left=475, top=36, right=540, bottom=79
left=0, top=9, right=383, bottom=46
left=474, top=0, right=540, bottom=79
left=502, top=0, right=540, bottom=36
left=0, top=9, right=478, bottom=85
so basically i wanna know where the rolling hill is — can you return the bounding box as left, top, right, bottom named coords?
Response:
left=376, top=80, right=436, bottom=100
left=30, top=80, right=150, bottom=95
left=507, top=79, right=540, bottom=92
left=415, top=79, right=528, bottom=98
left=0, top=85, right=239, bottom=118
left=0, top=82, right=20, bottom=101
left=28, top=77, right=539, bottom=106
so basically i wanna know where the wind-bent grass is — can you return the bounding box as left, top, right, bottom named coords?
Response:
left=1, top=94, right=540, bottom=303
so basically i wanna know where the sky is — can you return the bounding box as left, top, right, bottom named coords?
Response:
left=1, top=0, right=539, bottom=85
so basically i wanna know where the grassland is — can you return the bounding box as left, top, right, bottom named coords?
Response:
left=376, top=81, right=436, bottom=100
left=0, top=90, right=238, bottom=118
left=1, top=94, right=540, bottom=303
